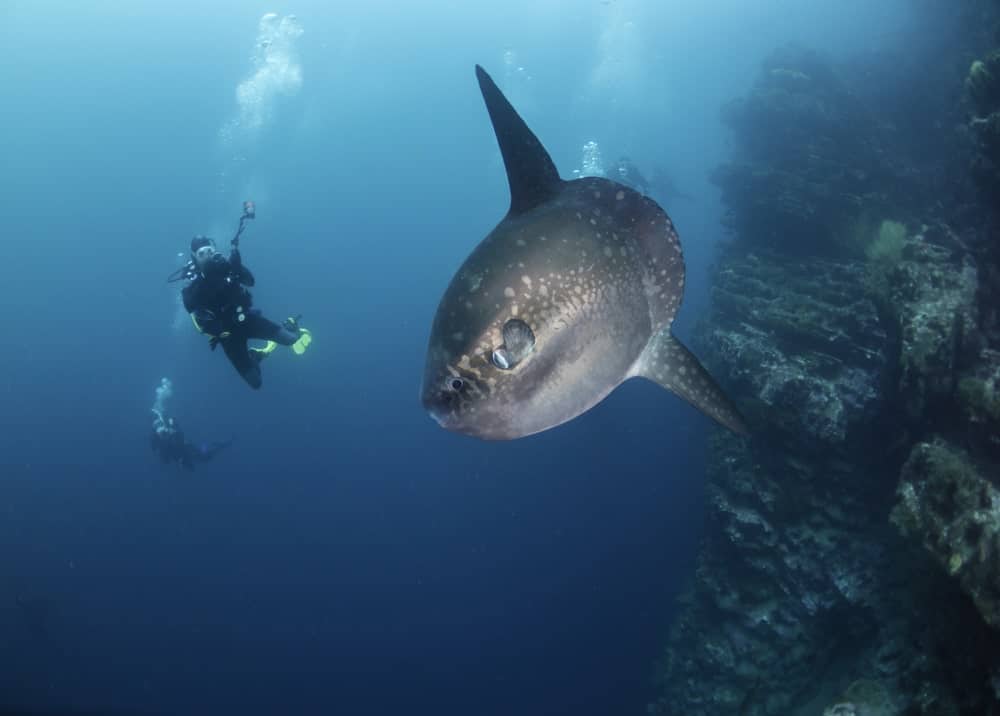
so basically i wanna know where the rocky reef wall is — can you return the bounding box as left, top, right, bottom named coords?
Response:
left=650, top=6, right=1000, bottom=714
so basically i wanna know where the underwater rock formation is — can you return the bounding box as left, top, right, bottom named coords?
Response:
left=892, top=440, right=1000, bottom=628
left=967, top=49, right=1000, bottom=205
left=651, top=22, right=1000, bottom=715
left=651, top=230, right=998, bottom=716
left=880, top=224, right=980, bottom=427
left=650, top=239, right=906, bottom=714
left=710, top=46, right=920, bottom=258
left=703, top=251, right=888, bottom=450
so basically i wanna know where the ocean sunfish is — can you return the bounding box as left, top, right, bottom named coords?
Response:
left=420, top=65, right=747, bottom=440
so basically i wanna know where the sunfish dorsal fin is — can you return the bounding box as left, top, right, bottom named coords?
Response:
left=630, top=330, right=749, bottom=435
left=476, top=64, right=563, bottom=216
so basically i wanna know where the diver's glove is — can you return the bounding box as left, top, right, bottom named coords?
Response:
left=283, top=314, right=303, bottom=333
left=205, top=252, right=230, bottom=277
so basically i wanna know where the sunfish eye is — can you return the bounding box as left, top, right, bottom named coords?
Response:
left=492, top=319, right=535, bottom=371
left=446, top=377, right=465, bottom=392
left=491, top=348, right=511, bottom=370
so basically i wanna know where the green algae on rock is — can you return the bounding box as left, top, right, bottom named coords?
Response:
left=864, top=221, right=907, bottom=265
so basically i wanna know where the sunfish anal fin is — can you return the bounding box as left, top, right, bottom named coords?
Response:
left=630, top=330, right=749, bottom=435
left=475, top=65, right=563, bottom=216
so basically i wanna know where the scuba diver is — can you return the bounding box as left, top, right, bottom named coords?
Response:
left=150, top=378, right=231, bottom=471
left=613, top=156, right=653, bottom=196
left=613, top=156, right=694, bottom=203
left=169, top=201, right=312, bottom=388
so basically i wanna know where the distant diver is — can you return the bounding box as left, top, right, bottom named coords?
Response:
left=613, top=156, right=652, bottom=195
left=150, top=378, right=231, bottom=470
left=168, top=201, right=312, bottom=388
left=614, top=156, right=694, bottom=203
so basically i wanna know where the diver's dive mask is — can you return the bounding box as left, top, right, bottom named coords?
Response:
left=194, top=245, right=218, bottom=268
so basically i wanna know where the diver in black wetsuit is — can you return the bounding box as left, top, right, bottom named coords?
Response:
left=613, top=156, right=652, bottom=196
left=172, top=202, right=311, bottom=389
left=151, top=409, right=231, bottom=471
left=613, top=156, right=694, bottom=204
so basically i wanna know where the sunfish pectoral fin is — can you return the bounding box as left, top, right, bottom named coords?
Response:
left=475, top=65, right=563, bottom=216
left=629, top=330, right=749, bottom=435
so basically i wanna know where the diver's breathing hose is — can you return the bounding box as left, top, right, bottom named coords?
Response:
left=166, top=264, right=193, bottom=283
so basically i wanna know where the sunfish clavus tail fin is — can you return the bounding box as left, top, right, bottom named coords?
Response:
left=475, top=64, right=563, bottom=216
left=629, top=330, right=749, bottom=434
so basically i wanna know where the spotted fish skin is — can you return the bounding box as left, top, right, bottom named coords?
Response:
left=421, top=65, right=746, bottom=440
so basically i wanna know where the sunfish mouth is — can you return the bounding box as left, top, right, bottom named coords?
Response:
left=420, top=385, right=452, bottom=429
left=426, top=407, right=448, bottom=428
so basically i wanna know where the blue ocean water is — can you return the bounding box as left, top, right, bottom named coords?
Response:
left=0, top=2, right=914, bottom=713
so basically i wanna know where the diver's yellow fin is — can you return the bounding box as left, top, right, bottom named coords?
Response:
left=292, top=328, right=312, bottom=355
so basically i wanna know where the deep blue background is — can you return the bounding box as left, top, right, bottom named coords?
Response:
left=0, top=2, right=913, bottom=713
